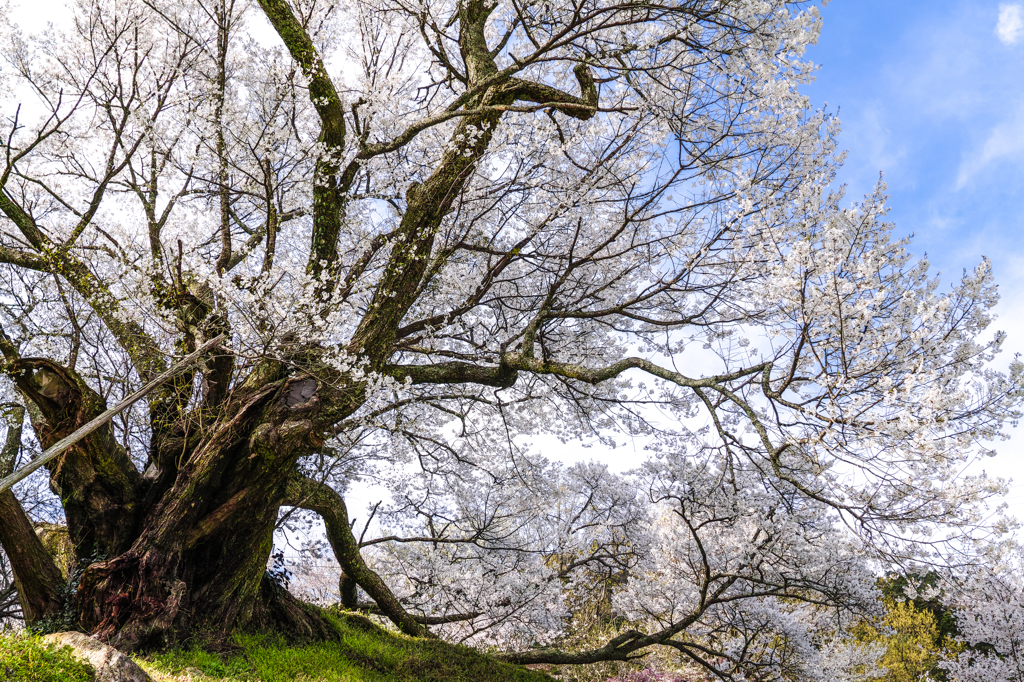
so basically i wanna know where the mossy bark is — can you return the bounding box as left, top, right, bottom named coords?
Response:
left=0, top=492, right=64, bottom=623
left=0, top=403, right=63, bottom=623
left=72, top=376, right=348, bottom=650
left=34, top=523, right=76, bottom=579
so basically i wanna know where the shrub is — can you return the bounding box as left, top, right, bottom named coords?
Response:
left=606, top=669, right=692, bottom=682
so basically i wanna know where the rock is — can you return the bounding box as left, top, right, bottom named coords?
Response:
left=42, top=632, right=153, bottom=682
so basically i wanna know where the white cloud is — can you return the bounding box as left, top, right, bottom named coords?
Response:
left=997, top=4, right=1024, bottom=44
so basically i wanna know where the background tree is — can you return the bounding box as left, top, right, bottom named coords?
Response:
left=938, top=563, right=1024, bottom=682
left=0, top=0, right=1019, bottom=675
left=853, top=592, right=958, bottom=682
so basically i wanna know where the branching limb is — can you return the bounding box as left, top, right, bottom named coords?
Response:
left=256, top=0, right=353, bottom=285
left=349, top=601, right=482, bottom=625
left=283, top=472, right=434, bottom=638
left=0, top=189, right=165, bottom=379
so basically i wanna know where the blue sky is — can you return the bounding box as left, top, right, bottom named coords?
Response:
left=804, top=1, right=1023, bottom=290
left=803, top=0, right=1024, bottom=513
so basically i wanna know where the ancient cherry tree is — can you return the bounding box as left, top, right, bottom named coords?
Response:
left=0, top=0, right=1018, bottom=674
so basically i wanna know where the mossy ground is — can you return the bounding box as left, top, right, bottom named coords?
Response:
left=136, top=612, right=555, bottom=682
left=0, top=632, right=95, bottom=682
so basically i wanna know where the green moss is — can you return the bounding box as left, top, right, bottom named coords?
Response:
left=0, top=633, right=96, bottom=682
left=138, top=612, right=552, bottom=682
left=34, top=523, right=76, bottom=579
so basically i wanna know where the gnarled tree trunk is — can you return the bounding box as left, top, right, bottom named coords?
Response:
left=2, top=353, right=366, bottom=649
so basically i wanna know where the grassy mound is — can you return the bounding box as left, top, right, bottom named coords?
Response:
left=0, top=633, right=96, bottom=682
left=138, top=612, right=554, bottom=682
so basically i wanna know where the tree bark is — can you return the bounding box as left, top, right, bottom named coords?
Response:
left=0, top=492, right=64, bottom=623
left=71, top=373, right=344, bottom=650
left=0, top=404, right=63, bottom=624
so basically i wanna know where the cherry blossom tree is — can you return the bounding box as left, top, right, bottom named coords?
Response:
left=939, top=563, right=1024, bottom=682
left=0, top=0, right=1019, bottom=672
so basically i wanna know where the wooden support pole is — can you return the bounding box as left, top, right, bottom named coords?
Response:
left=0, top=334, right=227, bottom=495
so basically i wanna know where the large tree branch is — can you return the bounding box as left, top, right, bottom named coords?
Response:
left=347, top=119, right=499, bottom=367
left=357, top=70, right=601, bottom=160
left=0, top=244, right=48, bottom=271
left=386, top=360, right=517, bottom=388
left=48, top=254, right=166, bottom=379
left=283, top=473, right=434, bottom=638
left=4, top=356, right=142, bottom=557
left=0, top=190, right=165, bottom=379
left=0, top=190, right=48, bottom=251
left=501, top=573, right=741, bottom=666
left=0, top=404, right=64, bottom=624
left=348, top=4, right=519, bottom=367
left=351, top=601, right=482, bottom=625
left=505, top=64, right=599, bottom=121
left=389, top=353, right=765, bottom=392
left=0, top=492, right=64, bottom=624
left=505, top=353, right=768, bottom=387
left=349, top=65, right=599, bottom=365
left=500, top=629, right=650, bottom=666
left=255, top=0, right=353, bottom=284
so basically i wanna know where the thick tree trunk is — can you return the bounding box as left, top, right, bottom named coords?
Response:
left=0, top=356, right=346, bottom=650
left=74, top=376, right=341, bottom=650
left=75, top=503, right=337, bottom=651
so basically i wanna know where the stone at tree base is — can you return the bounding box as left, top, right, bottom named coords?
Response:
left=42, top=632, right=153, bottom=682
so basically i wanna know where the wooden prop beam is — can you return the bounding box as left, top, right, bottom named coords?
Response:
left=0, top=334, right=227, bottom=495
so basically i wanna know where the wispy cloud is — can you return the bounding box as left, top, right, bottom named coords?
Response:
left=957, top=107, right=1024, bottom=188
left=838, top=105, right=905, bottom=196
left=997, top=4, right=1024, bottom=44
